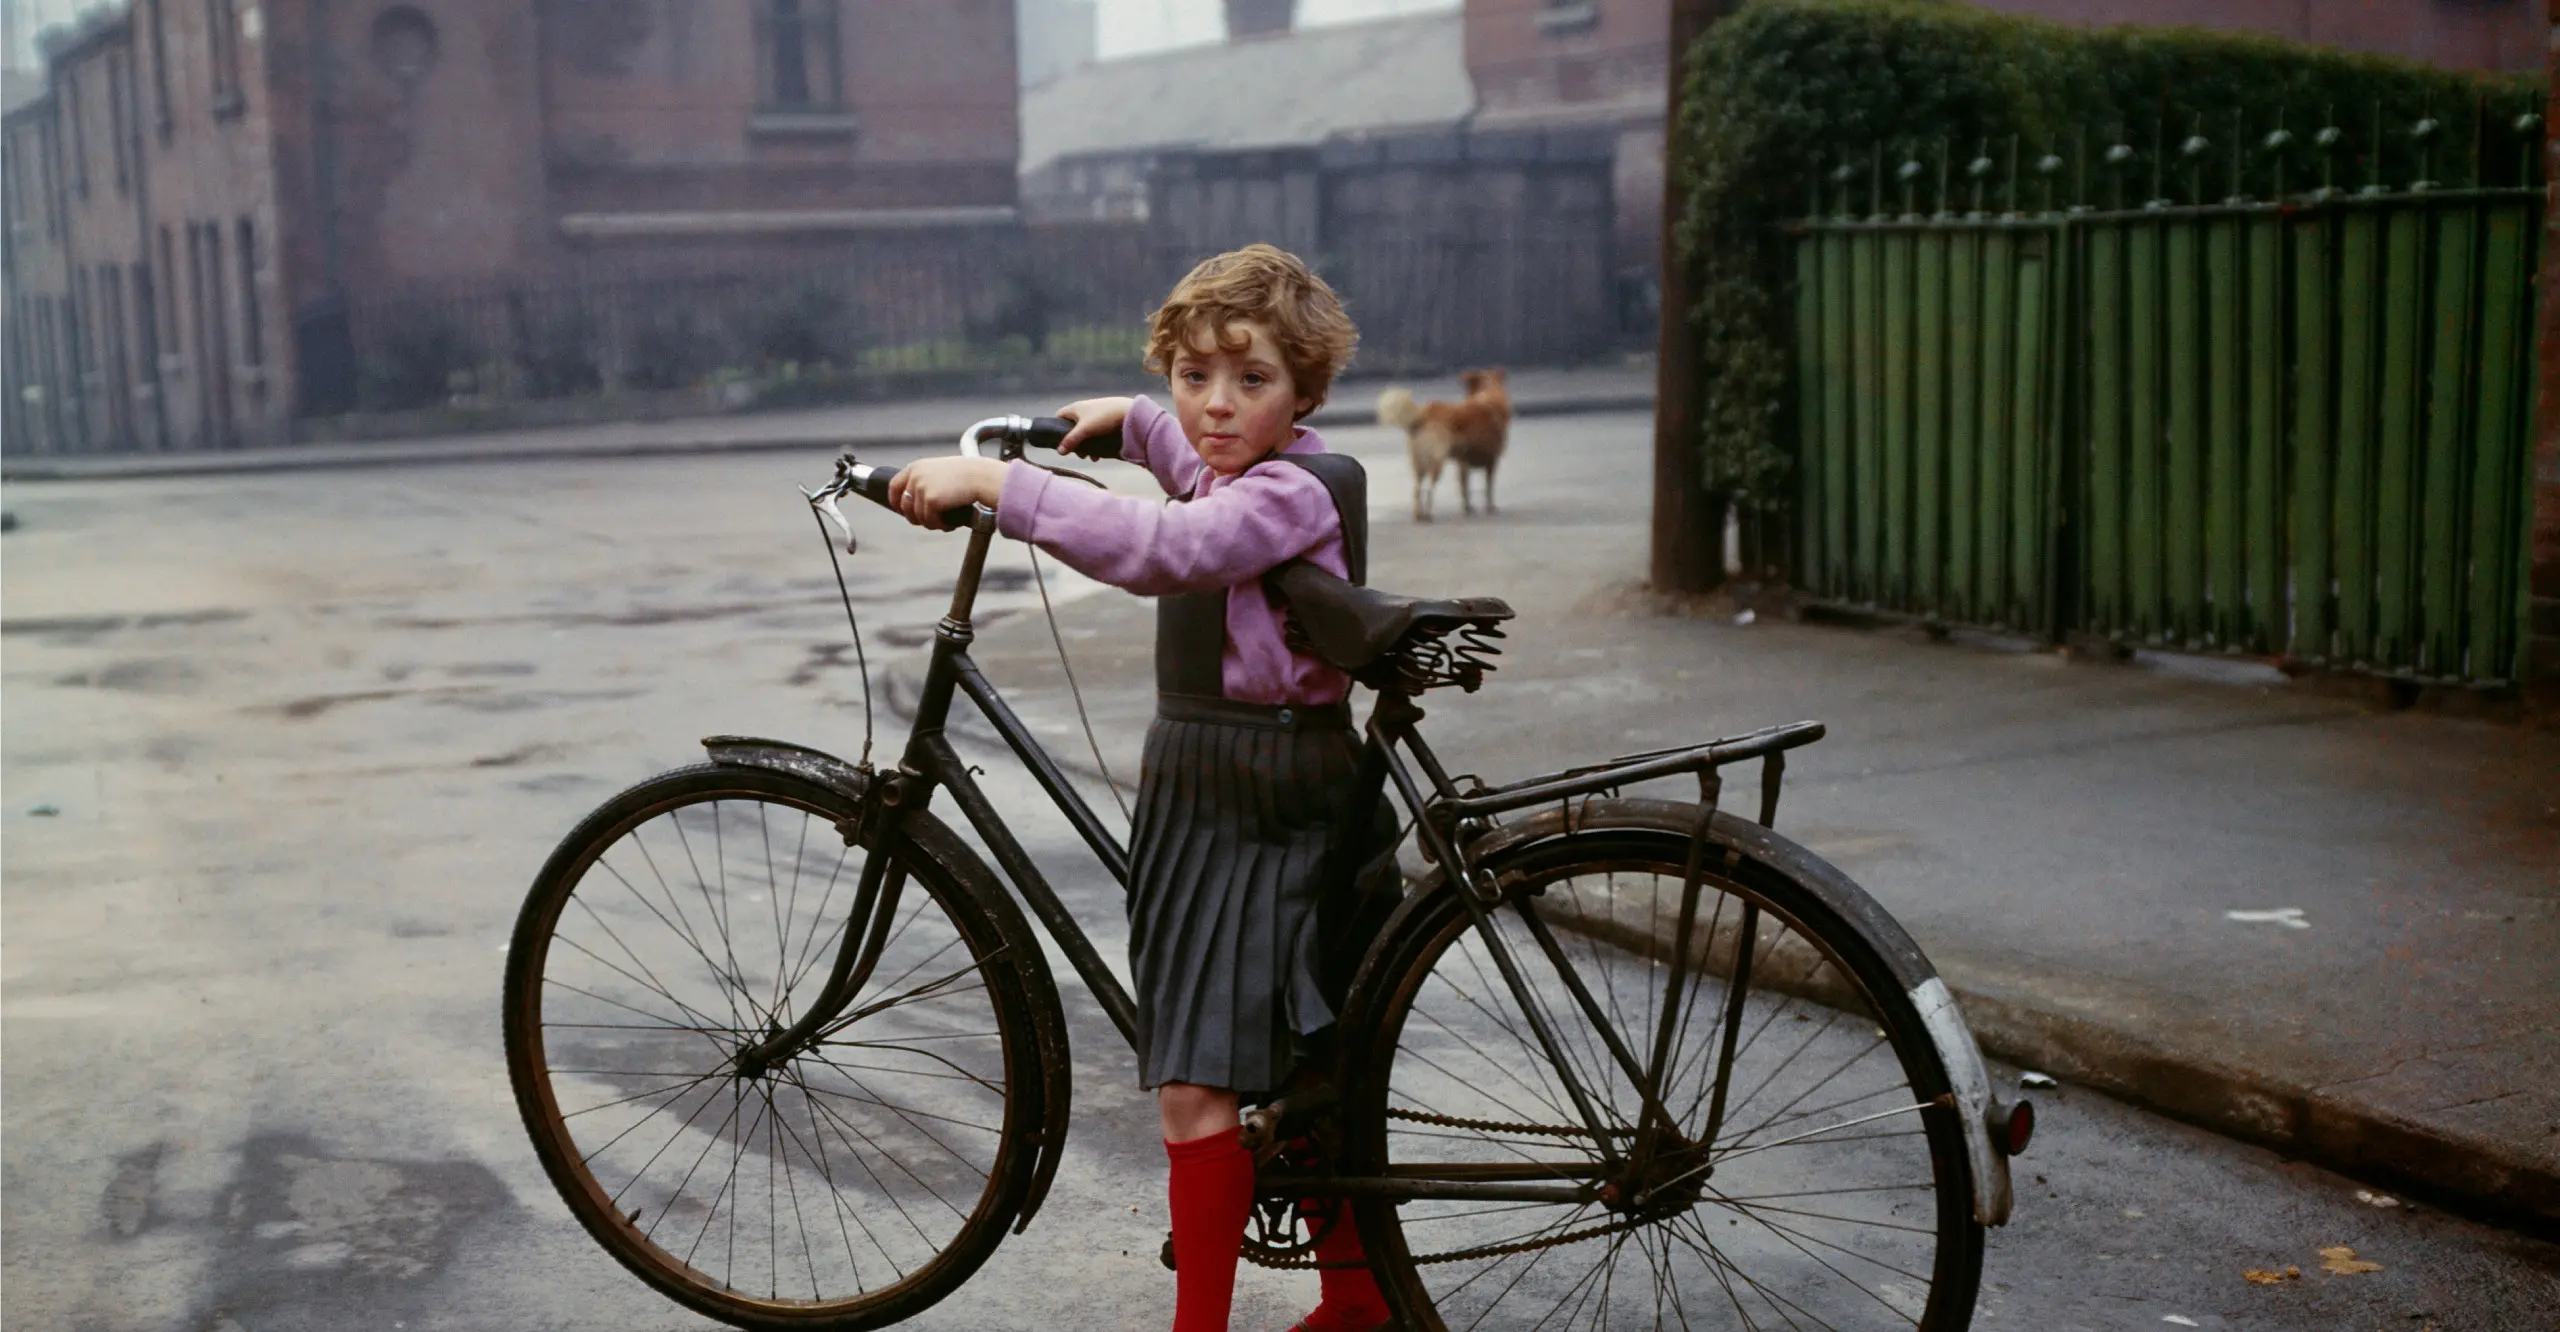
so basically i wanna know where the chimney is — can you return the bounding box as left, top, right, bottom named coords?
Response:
left=1224, top=0, right=1294, bottom=41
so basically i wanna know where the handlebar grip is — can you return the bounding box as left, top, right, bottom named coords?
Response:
left=1027, top=416, right=1124, bottom=460
left=850, top=463, right=977, bottom=530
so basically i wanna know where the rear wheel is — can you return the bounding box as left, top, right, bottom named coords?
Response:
left=504, top=764, right=1041, bottom=1330
left=1344, top=821, right=1984, bottom=1330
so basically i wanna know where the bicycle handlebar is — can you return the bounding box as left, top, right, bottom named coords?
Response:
left=806, top=413, right=1128, bottom=544
left=957, top=414, right=1124, bottom=461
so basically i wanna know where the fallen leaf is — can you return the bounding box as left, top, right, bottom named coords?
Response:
left=2318, top=1245, right=2382, bottom=1275
left=2243, top=1265, right=2301, bottom=1284
left=2161, top=1317, right=2199, bottom=1328
left=2353, top=1189, right=2400, bottom=1209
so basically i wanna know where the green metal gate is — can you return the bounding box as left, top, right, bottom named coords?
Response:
left=1790, top=115, right=2542, bottom=685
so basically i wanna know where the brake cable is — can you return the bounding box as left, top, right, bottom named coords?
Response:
left=1016, top=456, right=1132, bottom=823
left=1026, top=544, right=1132, bottom=822
left=808, top=504, right=875, bottom=768
left=804, top=448, right=1124, bottom=810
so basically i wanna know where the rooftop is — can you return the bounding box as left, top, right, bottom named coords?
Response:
left=1019, top=12, right=1474, bottom=173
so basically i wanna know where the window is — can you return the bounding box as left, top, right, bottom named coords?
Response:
left=133, top=260, right=164, bottom=443
left=236, top=218, right=265, bottom=372
left=107, top=51, right=133, bottom=195
left=1536, top=1, right=1599, bottom=35
left=42, top=116, right=64, bottom=235
left=159, top=227, right=181, bottom=358
left=64, top=70, right=88, bottom=197
left=198, top=221, right=235, bottom=440
left=370, top=7, right=439, bottom=89
left=6, top=135, right=27, bottom=231
left=149, top=0, right=175, bottom=140
left=757, top=0, right=843, bottom=112
left=207, top=0, right=245, bottom=115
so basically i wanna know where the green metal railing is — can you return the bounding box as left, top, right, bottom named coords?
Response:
left=1789, top=109, right=2543, bottom=685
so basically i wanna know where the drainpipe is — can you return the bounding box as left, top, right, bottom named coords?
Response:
left=1648, top=0, right=1736, bottom=594
left=2532, top=2, right=2560, bottom=709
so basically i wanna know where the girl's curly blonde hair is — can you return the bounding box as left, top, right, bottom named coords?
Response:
left=1143, top=244, right=1358, bottom=419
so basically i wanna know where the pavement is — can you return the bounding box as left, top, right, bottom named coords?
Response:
left=0, top=362, right=1660, bottom=482
left=931, top=407, right=2560, bottom=1241
left=2, top=410, right=2555, bottom=1327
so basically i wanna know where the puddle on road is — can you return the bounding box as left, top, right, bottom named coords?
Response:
left=1, top=608, right=252, bottom=641
left=180, top=1134, right=508, bottom=1331
left=53, top=657, right=203, bottom=693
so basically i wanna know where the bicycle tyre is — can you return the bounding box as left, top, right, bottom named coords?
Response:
left=504, top=763, right=1044, bottom=1330
left=1339, top=801, right=1985, bottom=1330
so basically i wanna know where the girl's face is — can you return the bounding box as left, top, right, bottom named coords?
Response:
left=1168, top=321, right=1313, bottom=476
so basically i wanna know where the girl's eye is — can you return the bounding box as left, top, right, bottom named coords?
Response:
left=1243, top=374, right=1265, bottom=387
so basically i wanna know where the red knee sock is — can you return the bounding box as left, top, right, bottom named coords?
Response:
left=1166, top=1127, right=1254, bottom=1332
left=1296, top=1201, right=1390, bottom=1331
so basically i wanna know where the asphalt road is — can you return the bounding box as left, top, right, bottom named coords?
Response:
left=4, top=415, right=2556, bottom=1330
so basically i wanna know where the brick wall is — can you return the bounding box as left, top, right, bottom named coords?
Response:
left=143, top=0, right=296, bottom=444
left=1463, top=1, right=1670, bottom=283
left=1, top=4, right=293, bottom=453
left=541, top=0, right=1017, bottom=229
left=3, top=0, right=1025, bottom=445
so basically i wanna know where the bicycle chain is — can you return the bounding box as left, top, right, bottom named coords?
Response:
left=1242, top=1108, right=1640, bottom=1270
left=1384, top=1104, right=1629, bottom=1140
left=1244, top=1214, right=1650, bottom=1270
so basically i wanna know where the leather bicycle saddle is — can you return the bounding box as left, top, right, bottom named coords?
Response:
left=1270, top=561, right=1515, bottom=688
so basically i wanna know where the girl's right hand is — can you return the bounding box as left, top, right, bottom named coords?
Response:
left=1054, top=397, right=1133, bottom=456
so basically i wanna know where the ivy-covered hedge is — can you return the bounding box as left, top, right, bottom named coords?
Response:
left=1675, top=0, right=2542, bottom=513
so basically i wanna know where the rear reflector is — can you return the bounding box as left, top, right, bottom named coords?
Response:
left=1988, top=1098, right=2035, bottom=1156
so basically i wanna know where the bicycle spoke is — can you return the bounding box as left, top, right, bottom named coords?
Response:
left=1369, top=835, right=1968, bottom=1330
left=1449, top=936, right=1580, bottom=1123
left=618, top=834, right=758, bottom=1033
left=517, top=779, right=1030, bottom=1316
left=790, top=1065, right=970, bottom=1231
left=667, top=804, right=765, bottom=1030
left=1723, top=1042, right=1898, bottom=1148
left=781, top=842, right=858, bottom=1001
left=1671, top=1212, right=1832, bottom=1332
left=550, top=928, right=735, bottom=1042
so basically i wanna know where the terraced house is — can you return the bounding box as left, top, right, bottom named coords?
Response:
left=3, top=1, right=1019, bottom=455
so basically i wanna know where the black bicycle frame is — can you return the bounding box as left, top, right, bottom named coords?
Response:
left=734, top=505, right=1825, bottom=1207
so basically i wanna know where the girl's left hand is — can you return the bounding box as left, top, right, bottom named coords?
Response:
left=887, top=457, right=1010, bottom=529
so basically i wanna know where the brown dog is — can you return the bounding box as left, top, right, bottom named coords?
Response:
left=1376, top=368, right=1511, bottom=522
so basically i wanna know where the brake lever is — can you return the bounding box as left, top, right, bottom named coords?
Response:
left=800, top=481, right=858, bottom=555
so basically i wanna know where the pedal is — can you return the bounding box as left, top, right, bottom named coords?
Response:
left=1239, top=1102, right=1286, bottom=1161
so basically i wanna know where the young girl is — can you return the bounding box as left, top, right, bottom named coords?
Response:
left=887, top=244, right=1392, bottom=1332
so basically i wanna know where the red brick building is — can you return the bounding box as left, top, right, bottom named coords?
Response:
left=5, top=1, right=1019, bottom=453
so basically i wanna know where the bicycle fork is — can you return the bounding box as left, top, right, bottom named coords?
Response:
left=731, top=782, right=915, bottom=1081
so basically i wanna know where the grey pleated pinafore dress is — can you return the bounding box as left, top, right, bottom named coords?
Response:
left=1126, top=452, right=1392, bottom=1099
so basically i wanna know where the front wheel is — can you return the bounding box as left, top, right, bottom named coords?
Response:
left=503, top=764, right=1043, bottom=1330
left=1341, top=811, right=1985, bottom=1330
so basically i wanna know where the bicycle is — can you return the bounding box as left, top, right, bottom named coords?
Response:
left=503, top=415, right=2030, bottom=1330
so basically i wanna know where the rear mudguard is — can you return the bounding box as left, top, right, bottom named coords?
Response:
left=702, top=736, right=1077, bottom=1235
left=1350, top=796, right=2013, bottom=1227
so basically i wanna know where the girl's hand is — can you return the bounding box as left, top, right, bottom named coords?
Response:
left=1054, top=397, right=1133, bottom=456
left=887, top=457, right=1009, bottom=529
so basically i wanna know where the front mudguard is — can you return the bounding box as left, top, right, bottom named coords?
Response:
left=702, top=736, right=1079, bottom=1235
left=1349, top=796, right=2014, bottom=1227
